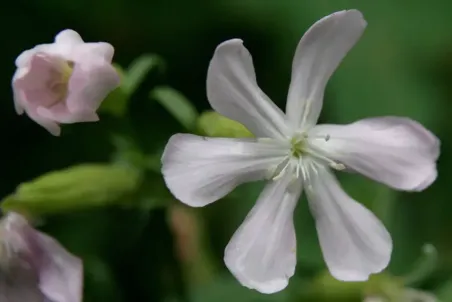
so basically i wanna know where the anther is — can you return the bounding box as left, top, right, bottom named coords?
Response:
left=330, top=163, right=345, bottom=170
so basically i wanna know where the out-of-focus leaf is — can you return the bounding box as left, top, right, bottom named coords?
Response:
left=435, top=278, right=452, bottom=302
left=1, top=164, right=142, bottom=216
left=99, top=57, right=163, bottom=118
left=99, top=87, right=130, bottom=118
left=306, top=272, right=404, bottom=302
left=145, top=153, right=163, bottom=173
left=112, top=209, right=187, bottom=301
left=294, top=197, right=324, bottom=270
left=122, top=54, right=163, bottom=96
left=111, top=135, right=148, bottom=169
left=189, top=274, right=292, bottom=302
left=111, top=135, right=163, bottom=173
left=197, top=110, right=253, bottom=138
left=133, top=172, right=173, bottom=211
left=83, top=256, right=122, bottom=302
left=150, top=86, right=199, bottom=131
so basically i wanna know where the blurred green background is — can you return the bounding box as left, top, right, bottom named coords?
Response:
left=2, top=0, right=452, bottom=301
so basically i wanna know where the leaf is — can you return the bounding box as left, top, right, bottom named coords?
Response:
left=197, top=111, right=253, bottom=138
left=1, top=164, right=142, bottom=216
left=122, top=54, right=164, bottom=96
left=111, top=135, right=163, bottom=173
left=99, top=87, right=129, bottom=118
left=110, top=135, right=148, bottom=170
left=99, top=57, right=163, bottom=117
left=150, top=86, right=199, bottom=131
left=435, top=278, right=452, bottom=302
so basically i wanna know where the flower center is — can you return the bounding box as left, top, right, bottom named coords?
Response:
left=289, top=135, right=306, bottom=158
left=269, top=132, right=345, bottom=182
left=47, top=60, right=74, bottom=104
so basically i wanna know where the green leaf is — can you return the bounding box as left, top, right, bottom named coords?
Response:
left=306, top=272, right=404, bottom=302
left=99, top=57, right=163, bottom=117
left=122, top=54, right=163, bottom=96
left=111, top=135, right=163, bottom=173
left=111, top=135, right=148, bottom=169
left=99, top=86, right=129, bottom=118
left=435, top=278, right=452, bottom=302
left=150, top=86, right=199, bottom=131
left=1, top=164, right=142, bottom=216
left=197, top=110, right=253, bottom=138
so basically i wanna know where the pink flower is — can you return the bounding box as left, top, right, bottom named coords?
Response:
left=12, top=29, right=120, bottom=136
left=0, top=212, right=83, bottom=302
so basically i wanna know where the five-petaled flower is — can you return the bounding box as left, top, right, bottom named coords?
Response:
left=12, top=29, right=120, bottom=136
left=0, top=212, right=82, bottom=302
left=161, top=10, right=440, bottom=294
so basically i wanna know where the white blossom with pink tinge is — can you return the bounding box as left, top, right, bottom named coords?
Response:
left=12, top=29, right=120, bottom=136
left=161, top=10, right=440, bottom=294
left=0, top=212, right=83, bottom=302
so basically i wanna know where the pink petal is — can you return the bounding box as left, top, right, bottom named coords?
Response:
left=66, top=58, right=120, bottom=113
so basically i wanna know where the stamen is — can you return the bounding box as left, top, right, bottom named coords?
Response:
left=309, top=134, right=331, bottom=141
left=300, top=100, right=312, bottom=128
left=305, top=150, right=345, bottom=171
left=272, top=157, right=291, bottom=180
left=330, top=163, right=345, bottom=170
left=300, top=162, right=308, bottom=182
left=295, top=158, right=301, bottom=179
left=310, top=162, right=319, bottom=175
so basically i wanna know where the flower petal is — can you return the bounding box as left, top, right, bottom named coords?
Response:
left=79, top=43, right=115, bottom=62
left=54, top=29, right=84, bottom=45
left=16, top=30, right=82, bottom=68
left=14, top=53, right=66, bottom=108
left=37, top=103, right=99, bottom=124
left=16, top=30, right=114, bottom=68
left=308, top=117, right=440, bottom=191
left=0, top=212, right=81, bottom=301
left=12, top=68, right=28, bottom=114
left=54, top=29, right=114, bottom=62
left=12, top=65, right=61, bottom=135
left=28, top=110, right=62, bottom=136
left=161, top=134, right=287, bottom=207
left=285, top=10, right=367, bottom=129
left=65, top=57, right=120, bottom=113
left=207, top=39, right=288, bottom=139
left=37, top=232, right=83, bottom=302
left=305, top=166, right=392, bottom=281
left=224, top=173, right=302, bottom=294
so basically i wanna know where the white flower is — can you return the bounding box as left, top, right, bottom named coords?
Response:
left=12, top=29, right=120, bottom=136
left=161, top=10, right=439, bottom=294
left=0, top=212, right=83, bottom=302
